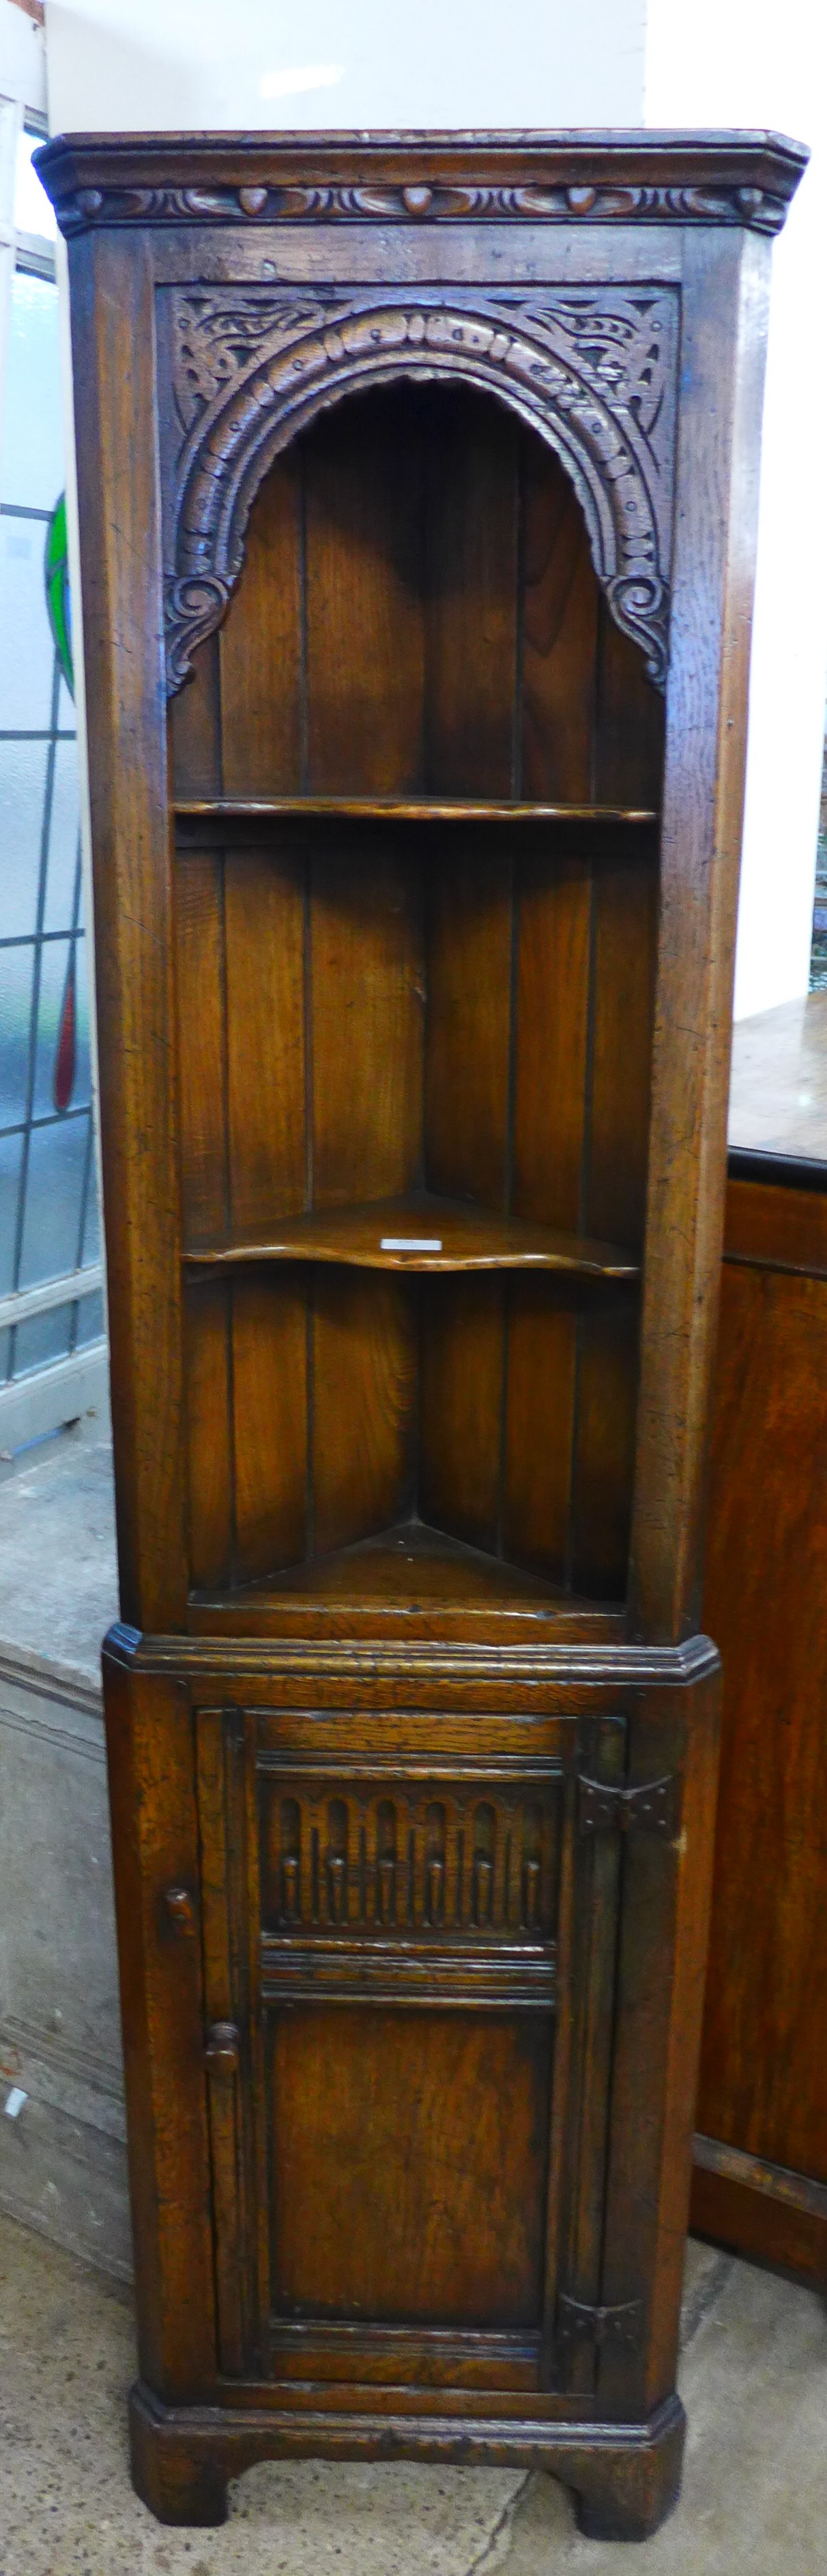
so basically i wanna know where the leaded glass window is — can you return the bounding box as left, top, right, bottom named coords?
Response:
left=0, top=129, right=104, bottom=1436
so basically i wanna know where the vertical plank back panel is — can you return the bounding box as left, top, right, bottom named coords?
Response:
left=512, top=854, right=591, bottom=1232
left=572, top=1290, right=639, bottom=1600
left=219, top=456, right=304, bottom=798
left=304, top=394, right=426, bottom=794
left=586, top=856, right=658, bottom=1248
left=224, top=845, right=306, bottom=1233
left=424, top=846, right=512, bottom=1208
left=184, top=1276, right=232, bottom=1592
left=594, top=604, right=665, bottom=809
left=173, top=850, right=227, bottom=1247
left=311, top=839, right=424, bottom=1206
left=424, top=392, right=519, bottom=796
left=313, top=1273, right=417, bottom=1554
left=419, top=1277, right=504, bottom=1555
left=504, top=1284, right=577, bottom=1584
left=169, top=632, right=222, bottom=802
left=231, top=1271, right=307, bottom=1580
left=519, top=445, right=598, bottom=802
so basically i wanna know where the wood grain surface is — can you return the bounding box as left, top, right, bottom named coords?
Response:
left=692, top=1169, right=827, bottom=2280
left=48, top=130, right=794, bottom=2533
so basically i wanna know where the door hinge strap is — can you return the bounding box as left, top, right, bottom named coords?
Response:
left=557, top=2293, right=643, bottom=2351
left=577, top=1773, right=680, bottom=1839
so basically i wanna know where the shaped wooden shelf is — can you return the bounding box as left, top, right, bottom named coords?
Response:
left=182, top=1195, right=639, bottom=1279
left=190, top=1516, right=609, bottom=1613
left=175, top=796, right=658, bottom=824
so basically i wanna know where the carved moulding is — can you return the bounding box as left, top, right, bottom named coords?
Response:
left=56, top=178, right=792, bottom=236
left=163, top=285, right=678, bottom=695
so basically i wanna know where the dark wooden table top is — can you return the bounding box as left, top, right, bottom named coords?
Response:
left=728, top=989, right=827, bottom=1166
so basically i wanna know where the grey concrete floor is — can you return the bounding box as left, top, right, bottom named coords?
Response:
left=0, top=1410, right=117, bottom=1688
left=0, top=2216, right=825, bottom=2576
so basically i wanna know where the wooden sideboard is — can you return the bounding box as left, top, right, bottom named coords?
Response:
left=693, top=991, right=827, bottom=2281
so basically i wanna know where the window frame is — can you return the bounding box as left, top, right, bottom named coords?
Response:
left=0, top=106, right=106, bottom=1451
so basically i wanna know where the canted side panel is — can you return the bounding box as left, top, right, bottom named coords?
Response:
left=597, top=1673, right=721, bottom=2414
left=104, top=1663, right=216, bottom=2399
left=194, top=1707, right=267, bottom=2378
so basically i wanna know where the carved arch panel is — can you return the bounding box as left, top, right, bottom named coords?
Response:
left=160, top=285, right=678, bottom=697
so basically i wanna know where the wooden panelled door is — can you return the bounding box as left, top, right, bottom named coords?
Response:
left=194, top=1703, right=631, bottom=2399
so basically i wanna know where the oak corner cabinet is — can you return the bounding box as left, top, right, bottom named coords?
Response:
left=40, top=126, right=804, bottom=2538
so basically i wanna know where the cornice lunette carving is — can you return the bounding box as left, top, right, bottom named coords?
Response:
left=58, top=177, right=789, bottom=235
left=163, top=286, right=678, bottom=695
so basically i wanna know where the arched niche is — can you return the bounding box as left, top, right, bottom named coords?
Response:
left=169, top=375, right=665, bottom=811
left=163, top=286, right=677, bottom=702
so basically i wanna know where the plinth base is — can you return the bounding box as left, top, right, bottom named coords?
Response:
left=129, top=2381, right=685, bottom=2541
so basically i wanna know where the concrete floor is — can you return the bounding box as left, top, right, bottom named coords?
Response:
left=0, top=2218, right=825, bottom=2575
left=0, top=1411, right=117, bottom=1688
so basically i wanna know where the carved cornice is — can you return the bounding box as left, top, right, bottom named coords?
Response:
left=37, top=130, right=809, bottom=240
left=43, top=177, right=797, bottom=237
left=162, top=285, right=678, bottom=695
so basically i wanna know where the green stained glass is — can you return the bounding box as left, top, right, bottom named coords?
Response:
left=44, top=493, right=74, bottom=699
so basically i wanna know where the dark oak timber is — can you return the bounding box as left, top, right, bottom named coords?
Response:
left=39, top=126, right=802, bottom=2533
left=691, top=1124, right=827, bottom=2284
left=182, top=1197, right=638, bottom=1277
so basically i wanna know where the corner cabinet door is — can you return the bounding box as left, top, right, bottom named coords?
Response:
left=194, top=1706, right=632, bottom=2395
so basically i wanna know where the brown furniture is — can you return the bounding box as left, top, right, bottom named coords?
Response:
left=692, top=994, right=827, bottom=2281
left=40, top=128, right=804, bottom=2538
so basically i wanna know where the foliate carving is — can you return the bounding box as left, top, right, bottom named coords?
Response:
left=55, top=178, right=790, bottom=236
left=162, top=285, right=677, bottom=693
left=171, top=290, right=349, bottom=431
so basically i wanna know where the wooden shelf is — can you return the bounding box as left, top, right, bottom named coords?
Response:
left=191, top=1518, right=612, bottom=1614
left=175, top=796, right=658, bottom=826
left=184, top=1195, right=639, bottom=1280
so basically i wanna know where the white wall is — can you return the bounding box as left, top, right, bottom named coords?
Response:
left=645, top=0, right=827, bottom=1020
left=0, top=1, right=46, bottom=439
left=45, top=0, right=647, bottom=130
left=0, top=0, right=46, bottom=117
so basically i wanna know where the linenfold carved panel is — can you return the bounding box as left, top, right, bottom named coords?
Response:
left=161, top=284, right=678, bottom=695
left=258, top=1768, right=561, bottom=1941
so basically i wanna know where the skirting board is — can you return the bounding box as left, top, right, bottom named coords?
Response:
left=692, top=2132, right=827, bottom=2283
